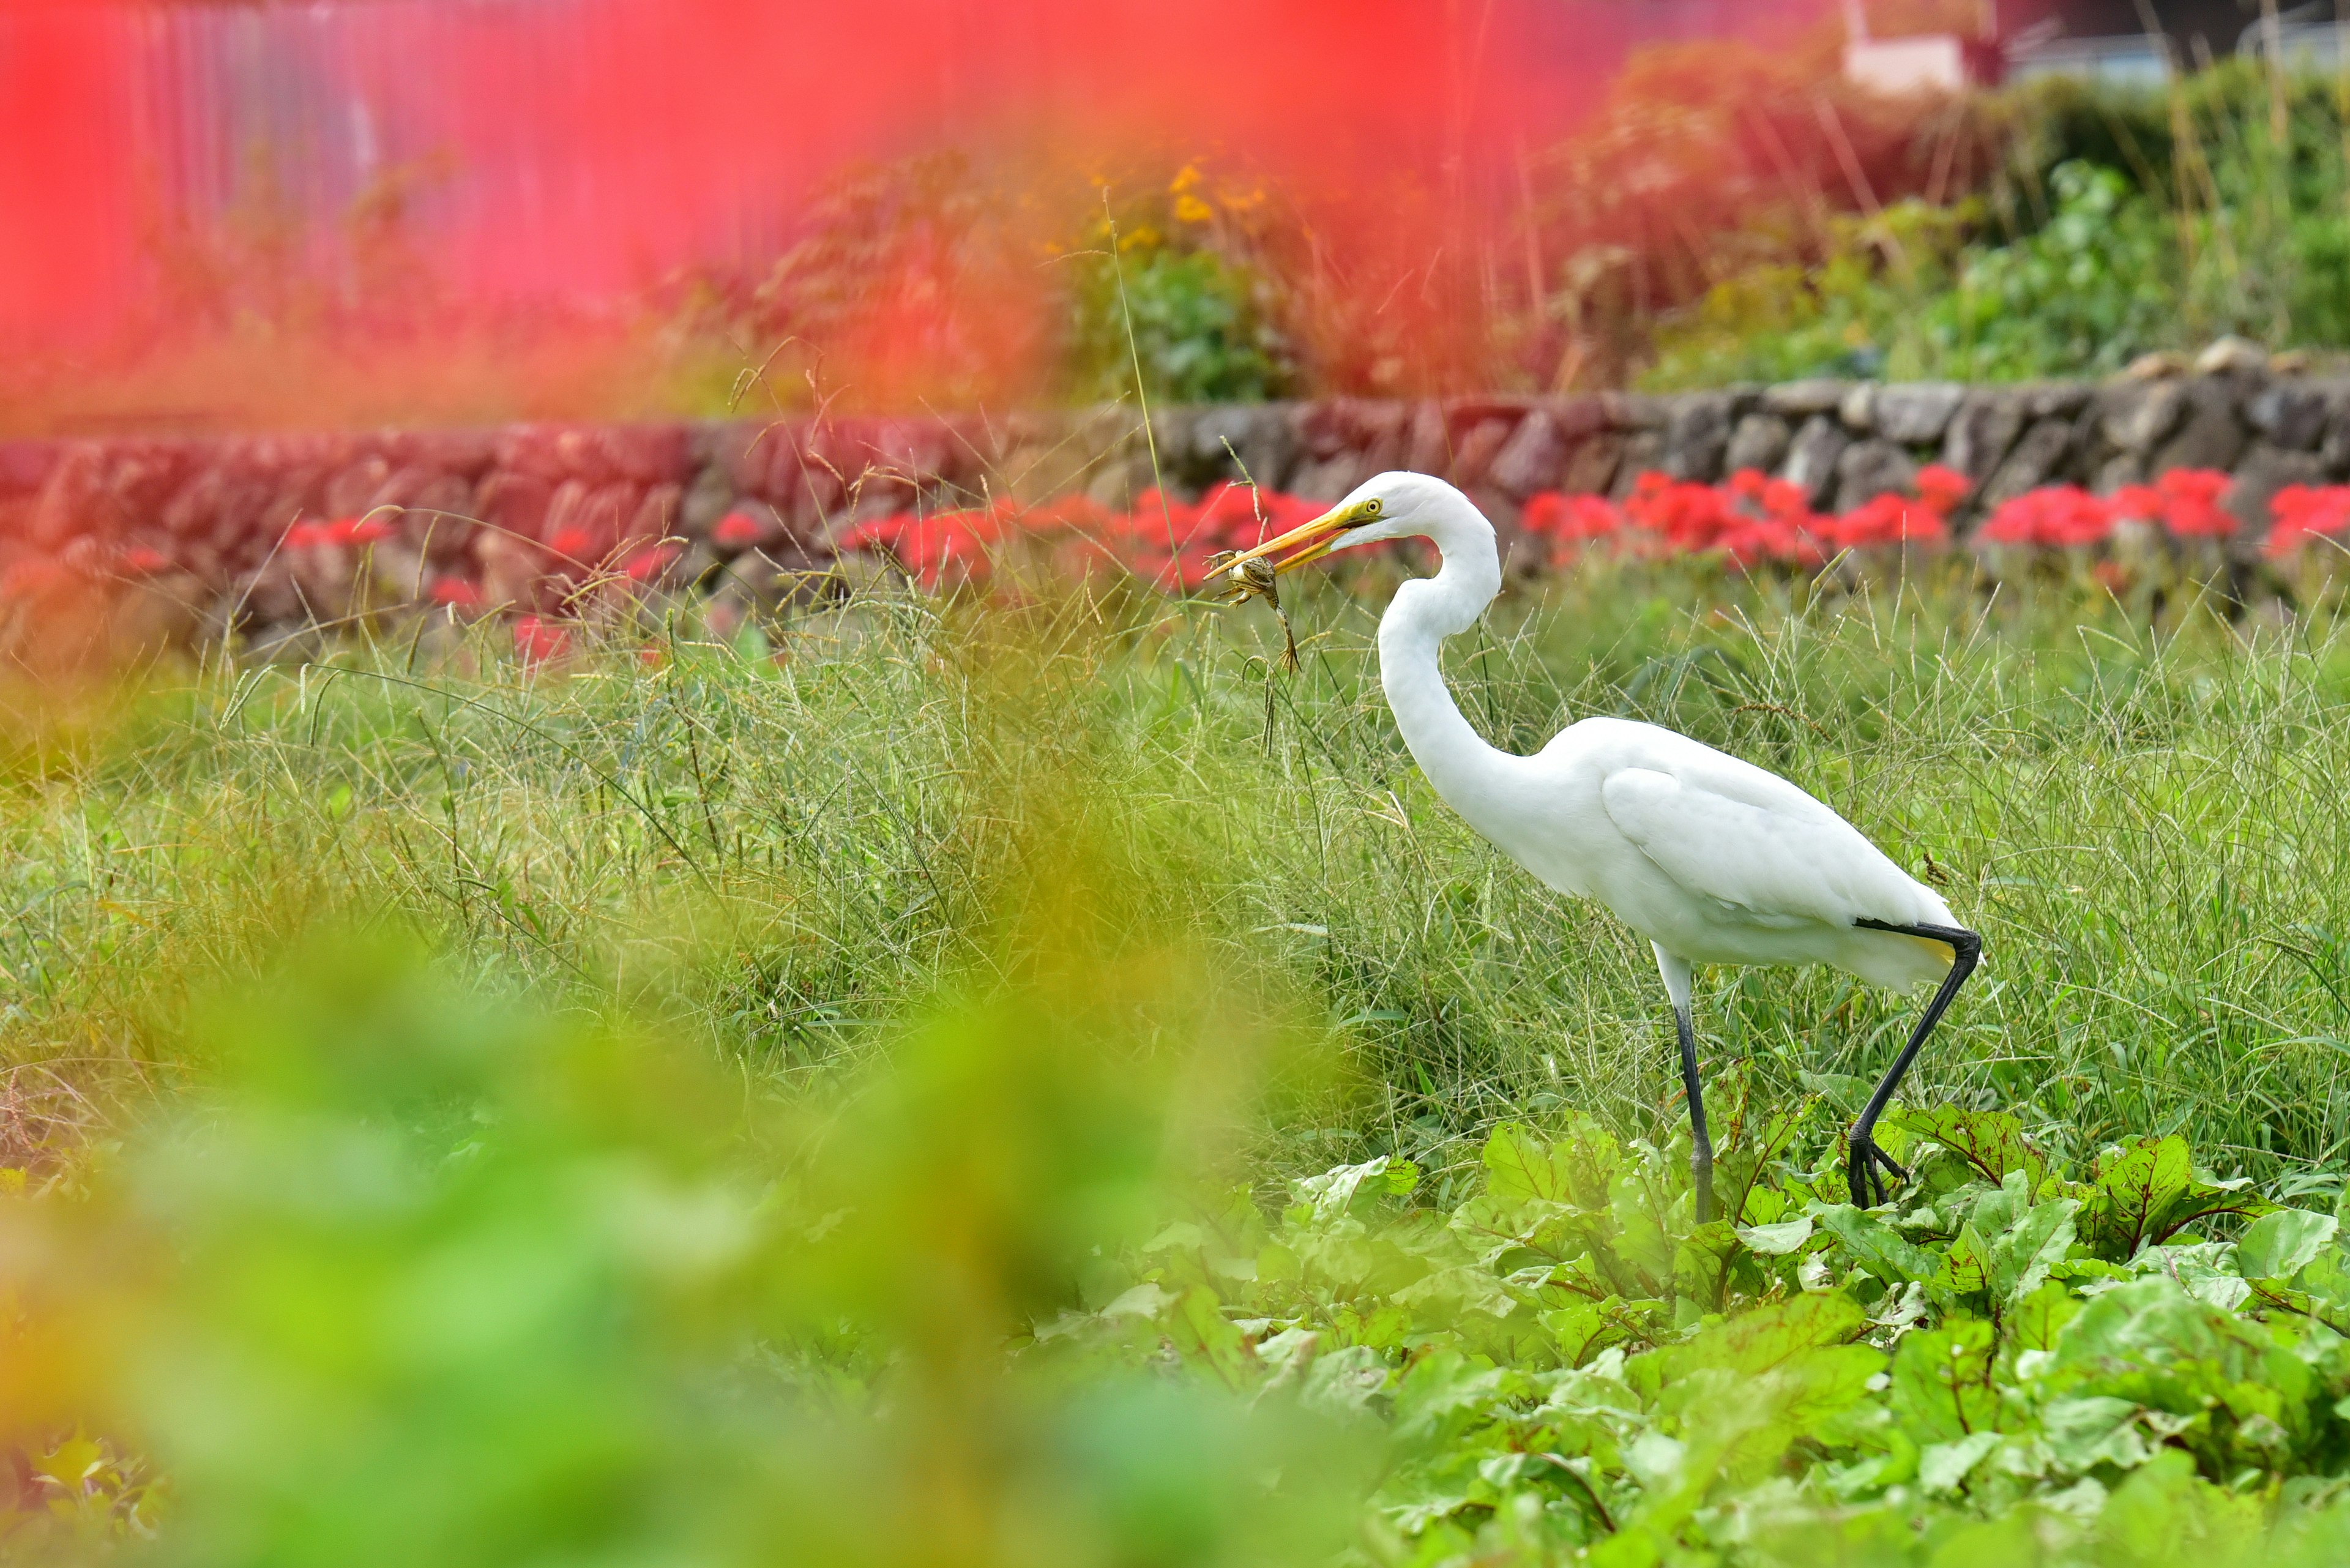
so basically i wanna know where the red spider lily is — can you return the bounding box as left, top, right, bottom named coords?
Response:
left=1725, top=468, right=1770, bottom=502
left=0, top=558, right=74, bottom=599
left=512, top=614, right=572, bottom=664
left=860, top=507, right=1003, bottom=589
left=1624, top=472, right=1744, bottom=551
left=545, top=526, right=597, bottom=562
left=1829, top=493, right=1947, bottom=550
left=711, top=510, right=766, bottom=549
left=622, top=544, right=677, bottom=583
left=2108, top=483, right=2165, bottom=524
left=1125, top=488, right=1210, bottom=552
left=1718, top=517, right=1827, bottom=569
left=2155, top=468, right=2236, bottom=537
left=1019, top=493, right=1115, bottom=533
left=1522, top=492, right=1624, bottom=541
left=429, top=576, right=485, bottom=610
left=1748, top=479, right=1798, bottom=520
left=1131, top=547, right=1228, bottom=592
left=1983, top=486, right=2112, bottom=548
left=2266, top=483, right=2350, bottom=558
left=289, top=516, right=391, bottom=549
left=118, top=546, right=173, bottom=576
left=638, top=643, right=667, bottom=668
left=1914, top=464, right=1971, bottom=515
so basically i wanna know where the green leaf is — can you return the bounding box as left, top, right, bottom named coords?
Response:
left=2076, top=1136, right=2277, bottom=1261
left=2041, top=1395, right=2154, bottom=1473
left=1885, top=1106, right=2051, bottom=1194
left=1989, top=1196, right=2080, bottom=1308
left=1483, top=1119, right=1618, bottom=1209
left=1890, top=1318, right=1999, bottom=1444
left=1663, top=1290, right=1867, bottom=1379
left=1390, top=1350, right=1509, bottom=1446
left=1299, top=1344, right=1390, bottom=1417
left=1810, top=1201, right=1944, bottom=1285
left=1672, top=1220, right=1741, bottom=1309
left=2077, top=1136, right=2193, bottom=1257
left=1291, top=1156, right=1405, bottom=1223
left=1916, top=1430, right=2002, bottom=1495
left=1736, top=1215, right=1814, bottom=1255
left=1169, top=1285, right=1254, bottom=1389
left=2236, top=1208, right=2338, bottom=1285
left=1483, top=1122, right=1573, bottom=1203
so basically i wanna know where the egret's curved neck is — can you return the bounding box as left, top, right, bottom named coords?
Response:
left=1376, top=507, right=1521, bottom=825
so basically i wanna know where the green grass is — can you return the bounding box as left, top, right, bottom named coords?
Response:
left=20, top=562, right=2350, bottom=1563
left=10, top=560, right=2350, bottom=1186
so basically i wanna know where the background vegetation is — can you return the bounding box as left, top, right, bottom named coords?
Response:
left=45, top=34, right=2350, bottom=433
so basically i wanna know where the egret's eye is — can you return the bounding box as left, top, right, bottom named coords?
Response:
left=1359, top=498, right=1383, bottom=519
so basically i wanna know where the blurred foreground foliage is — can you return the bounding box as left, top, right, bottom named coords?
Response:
left=13, top=949, right=2350, bottom=1563
left=0, top=797, right=1370, bottom=1566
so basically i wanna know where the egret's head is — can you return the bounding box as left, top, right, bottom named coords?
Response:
left=1209, top=471, right=1475, bottom=583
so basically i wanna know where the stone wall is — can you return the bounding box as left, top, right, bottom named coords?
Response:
left=4, top=351, right=2344, bottom=650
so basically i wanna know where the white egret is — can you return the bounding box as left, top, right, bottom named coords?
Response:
left=1215, top=472, right=1979, bottom=1221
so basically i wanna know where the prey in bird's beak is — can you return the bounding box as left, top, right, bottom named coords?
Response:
left=1204, top=550, right=1300, bottom=671
left=1203, top=496, right=1382, bottom=673
left=1216, top=495, right=1382, bottom=580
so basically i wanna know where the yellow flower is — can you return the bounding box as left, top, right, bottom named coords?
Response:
left=1174, top=193, right=1216, bottom=225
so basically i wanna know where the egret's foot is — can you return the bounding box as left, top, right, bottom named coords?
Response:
left=1693, top=1159, right=1715, bottom=1226
left=1848, top=1132, right=1908, bottom=1209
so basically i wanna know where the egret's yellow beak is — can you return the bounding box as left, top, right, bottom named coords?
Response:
left=1209, top=498, right=1372, bottom=588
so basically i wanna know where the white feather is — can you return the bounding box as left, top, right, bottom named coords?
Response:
left=1332, top=471, right=1960, bottom=993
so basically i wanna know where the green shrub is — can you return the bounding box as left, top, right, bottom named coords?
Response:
left=1068, top=231, right=1289, bottom=405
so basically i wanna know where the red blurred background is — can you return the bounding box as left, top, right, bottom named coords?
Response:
left=3, top=0, right=1861, bottom=427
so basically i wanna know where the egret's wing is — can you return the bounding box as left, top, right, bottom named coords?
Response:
left=1598, top=764, right=1928, bottom=929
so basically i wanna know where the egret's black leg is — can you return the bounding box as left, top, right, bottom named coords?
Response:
left=1675, top=1001, right=1715, bottom=1225
left=1846, top=921, right=1981, bottom=1208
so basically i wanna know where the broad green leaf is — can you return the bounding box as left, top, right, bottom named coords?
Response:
left=1542, top=1301, right=1612, bottom=1367
left=1171, top=1284, right=1253, bottom=1388
left=1932, top=1222, right=1991, bottom=1305
left=1663, top=1290, right=1866, bottom=1380
left=1736, top=1215, right=1813, bottom=1255
left=2040, top=1395, right=2154, bottom=1473
left=2077, top=1136, right=2192, bottom=1258
left=1483, top=1119, right=1616, bottom=1208
left=1610, top=1175, right=1676, bottom=1290
left=1390, top=1349, right=1509, bottom=1445
left=1299, top=1344, right=1390, bottom=1417
left=2076, top=1137, right=2277, bottom=1261
left=1890, top=1318, right=1999, bottom=1444
left=2009, top=1280, right=2083, bottom=1351
left=2236, top=1208, right=2338, bottom=1284
left=1291, top=1156, right=1403, bottom=1224
left=1916, top=1430, right=2002, bottom=1494
left=1097, top=1281, right=1176, bottom=1320
left=1990, top=1196, right=2080, bottom=1307
left=1886, top=1106, right=2052, bottom=1194
left=1810, top=1201, right=1944, bottom=1285
left=1672, top=1220, right=1741, bottom=1309
left=1391, top=1264, right=1520, bottom=1320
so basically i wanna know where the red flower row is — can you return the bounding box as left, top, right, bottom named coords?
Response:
left=44, top=467, right=2350, bottom=647
left=1522, top=465, right=1968, bottom=567
left=832, top=481, right=1331, bottom=592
